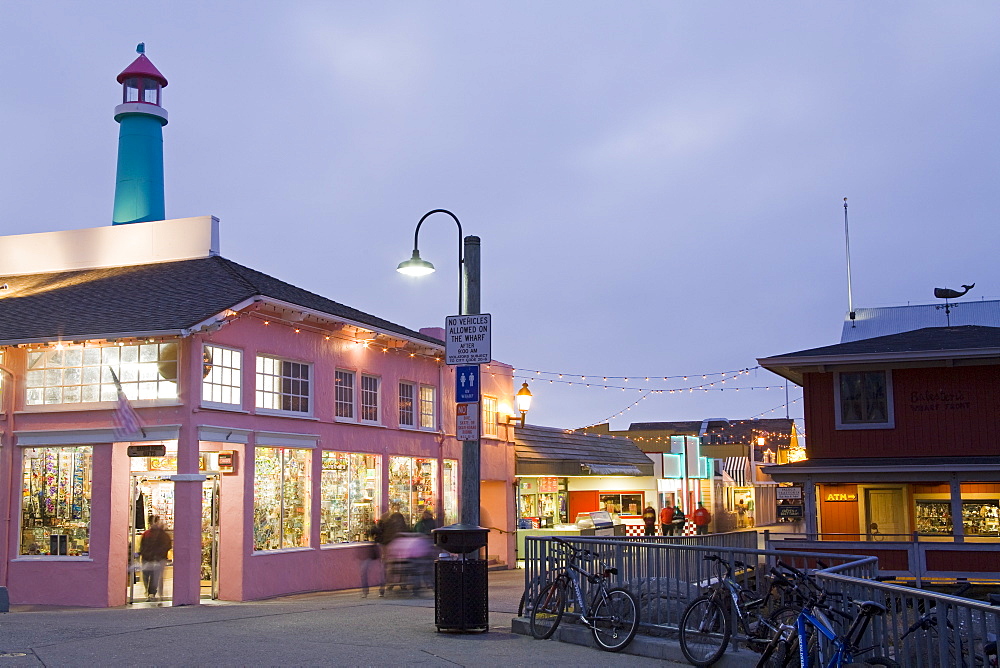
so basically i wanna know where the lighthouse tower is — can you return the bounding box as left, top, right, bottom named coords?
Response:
left=112, top=44, right=168, bottom=225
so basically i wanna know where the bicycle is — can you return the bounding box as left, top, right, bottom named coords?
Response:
left=768, top=562, right=899, bottom=667
left=678, top=555, right=796, bottom=666
left=528, top=536, right=640, bottom=652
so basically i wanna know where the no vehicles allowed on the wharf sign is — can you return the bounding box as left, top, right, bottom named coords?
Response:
left=445, top=314, right=491, bottom=365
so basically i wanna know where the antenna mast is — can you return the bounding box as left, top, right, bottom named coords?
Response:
left=844, top=198, right=856, bottom=325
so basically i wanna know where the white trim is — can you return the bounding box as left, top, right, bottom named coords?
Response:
left=15, top=424, right=181, bottom=446
left=833, top=370, right=895, bottom=430
left=360, top=373, right=381, bottom=425
left=11, top=556, right=94, bottom=563
left=18, top=400, right=184, bottom=414
left=169, top=473, right=208, bottom=482
left=254, top=431, right=318, bottom=448
left=256, top=296, right=444, bottom=352
left=198, top=426, right=251, bottom=443
left=114, top=102, right=169, bottom=123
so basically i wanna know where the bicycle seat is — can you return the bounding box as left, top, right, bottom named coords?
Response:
left=852, top=600, right=888, bottom=616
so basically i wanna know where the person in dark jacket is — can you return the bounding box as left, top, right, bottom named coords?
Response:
left=642, top=505, right=657, bottom=536
left=413, top=509, right=437, bottom=535
left=139, top=515, right=171, bottom=601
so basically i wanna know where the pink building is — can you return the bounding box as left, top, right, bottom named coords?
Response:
left=0, top=49, right=519, bottom=608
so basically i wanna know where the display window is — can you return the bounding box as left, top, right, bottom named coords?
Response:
left=600, top=492, right=643, bottom=516
left=915, top=500, right=953, bottom=535
left=443, top=459, right=458, bottom=525
left=518, top=478, right=567, bottom=528
left=963, top=501, right=1000, bottom=536
left=388, top=456, right=438, bottom=526
left=319, top=451, right=381, bottom=543
left=253, top=448, right=311, bottom=551
left=21, top=446, right=93, bottom=556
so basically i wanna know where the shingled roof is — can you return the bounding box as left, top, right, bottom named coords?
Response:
left=759, top=326, right=1000, bottom=384
left=514, top=424, right=654, bottom=477
left=0, top=255, right=441, bottom=345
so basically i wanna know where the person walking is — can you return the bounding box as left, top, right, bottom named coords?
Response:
left=693, top=502, right=712, bottom=535
left=642, top=505, right=657, bottom=536
left=671, top=505, right=686, bottom=535
left=138, top=515, right=171, bottom=601
left=659, top=505, right=674, bottom=536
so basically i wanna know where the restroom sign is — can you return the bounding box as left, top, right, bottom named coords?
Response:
left=446, top=314, right=491, bottom=365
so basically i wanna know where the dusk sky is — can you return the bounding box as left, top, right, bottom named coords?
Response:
left=2, top=2, right=998, bottom=432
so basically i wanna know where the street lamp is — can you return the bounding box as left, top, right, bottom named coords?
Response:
left=504, top=382, right=533, bottom=427
left=397, top=209, right=481, bottom=526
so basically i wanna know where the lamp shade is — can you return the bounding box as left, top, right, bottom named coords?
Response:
left=515, top=382, right=532, bottom=413
left=396, top=250, right=435, bottom=276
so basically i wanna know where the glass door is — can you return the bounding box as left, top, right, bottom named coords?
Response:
left=128, top=475, right=175, bottom=603
left=201, top=476, right=220, bottom=599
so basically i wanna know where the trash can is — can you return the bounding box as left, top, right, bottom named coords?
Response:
left=432, top=524, right=489, bottom=632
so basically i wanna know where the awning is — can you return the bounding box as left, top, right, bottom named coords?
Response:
left=582, top=463, right=644, bottom=476
left=724, top=457, right=750, bottom=487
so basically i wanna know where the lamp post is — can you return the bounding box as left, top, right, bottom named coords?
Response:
left=397, top=209, right=482, bottom=526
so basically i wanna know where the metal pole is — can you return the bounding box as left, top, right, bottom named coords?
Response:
left=461, top=235, right=481, bottom=527
left=843, top=198, right=856, bottom=322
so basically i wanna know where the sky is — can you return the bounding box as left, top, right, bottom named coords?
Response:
left=1, top=2, right=999, bottom=432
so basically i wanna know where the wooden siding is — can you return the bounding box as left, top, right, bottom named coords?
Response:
left=805, top=366, right=1000, bottom=459
left=818, top=484, right=860, bottom=536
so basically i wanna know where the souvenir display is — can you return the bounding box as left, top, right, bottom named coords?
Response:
left=21, top=446, right=93, bottom=556
left=914, top=500, right=952, bottom=534
left=388, top=457, right=438, bottom=526
left=253, top=448, right=310, bottom=551
left=963, top=501, right=1000, bottom=536
left=320, top=452, right=380, bottom=543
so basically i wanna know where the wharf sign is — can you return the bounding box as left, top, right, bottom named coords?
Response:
left=445, top=314, right=491, bottom=365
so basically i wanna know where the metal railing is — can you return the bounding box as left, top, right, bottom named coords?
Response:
left=523, top=534, right=999, bottom=662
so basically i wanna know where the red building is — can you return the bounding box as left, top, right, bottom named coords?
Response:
left=759, top=325, right=1000, bottom=579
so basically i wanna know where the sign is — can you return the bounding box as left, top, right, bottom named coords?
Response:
left=537, top=477, right=559, bottom=493
left=445, top=314, right=492, bottom=365
left=456, top=402, right=479, bottom=440
left=455, top=365, right=481, bottom=403
left=825, top=492, right=858, bottom=502
left=776, top=486, right=803, bottom=500
left=777, top=504, right=804, bottom=518
left=217, top=451, right=236, bottom=474
left=127, top=444, right=166, bottom=457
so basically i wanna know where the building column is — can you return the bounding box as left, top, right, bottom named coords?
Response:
left=171, top=422, right=205, bottom=606
left=949, top=477, right=964, bottom=543
left=803, top=478, right=818, bottom=538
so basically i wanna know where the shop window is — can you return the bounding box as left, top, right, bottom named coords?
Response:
left=835, top=370, right=893, bottom=429
left=600, top=492, right=643, bottom=516
left=398, top=381, right=415, bottom=428
left=419, top=385, right=436, bottom=430
left=25, top=342, right=179, bottom=406
left=202, top=344, right=242, bottom=407
left=21, top=446, right=93, bottom=556
left=482, top=396, right=498, bottom=438
left=255, top=356, right=310, bottom=414
left=443, top=459, right=458, bottom=525
left=360, top=374, right=380, bottom=423
left=388, top=456, right=438, bottom=526
left=319, top=452, right=380, bottom=543
left=253, top=448, right=311, bottom=551
left=335, top=369, right=355, bottom=420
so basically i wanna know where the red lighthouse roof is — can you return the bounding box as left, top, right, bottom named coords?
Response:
left=117, top=50, right=168, bottom=87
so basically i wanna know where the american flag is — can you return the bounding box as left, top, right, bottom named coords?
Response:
left=108, top=367, right=144, bottom=440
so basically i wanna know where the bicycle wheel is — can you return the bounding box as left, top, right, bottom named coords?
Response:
left=529, top=581, right=566, bottom=639
left=590, top=587, right=639, bottom=652
left=863, top=658, right=900, bottom=667
left=679, top=595, right=731, bottom=666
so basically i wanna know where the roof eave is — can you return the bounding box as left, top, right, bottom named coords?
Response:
left=0, top=329, right=188, bottom=347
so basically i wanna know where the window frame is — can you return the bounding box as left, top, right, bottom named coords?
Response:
left=482, top=395, right=499, bottom=438
left=334, top=369, right=356, bottom=422
left=201, top=343, right=243, bottom=410
left=20, top=446, right=94, bottom=557
left=254, top=354, right=312, bottom=416
left=833, top=369, right=895, bottom=430
left=419, top=384, right=437, bottom=431
left=398, top=381, right=416, bottom=429
left=360, top=374, right=381, bottom=425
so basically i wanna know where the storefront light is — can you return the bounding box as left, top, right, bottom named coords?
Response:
left=505, top=382, right=533, bottom=427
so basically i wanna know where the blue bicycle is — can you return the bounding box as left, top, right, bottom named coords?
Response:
left=767, top=562, right=898, bottom=667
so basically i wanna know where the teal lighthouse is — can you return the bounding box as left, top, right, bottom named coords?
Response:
left=112, top=44, right=168, bottom=225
